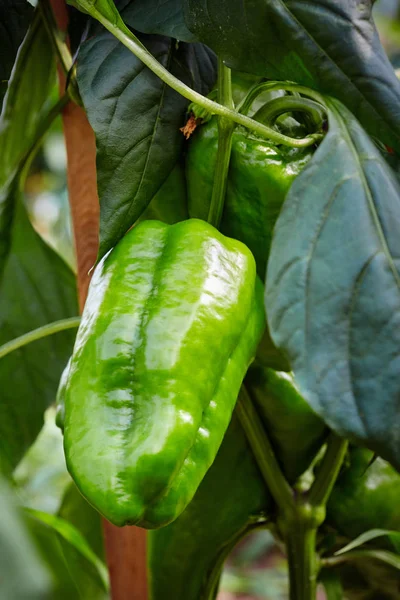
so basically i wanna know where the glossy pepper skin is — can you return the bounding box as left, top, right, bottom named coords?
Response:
left=62, top=218, right=265, bottom=528
left=326, top=447, right=400, bottom=539
left=148, top=413, right=271, bottom=600
left=245, top=362, right=326, bottom=482
left=186, top=117, right=313, bottom=279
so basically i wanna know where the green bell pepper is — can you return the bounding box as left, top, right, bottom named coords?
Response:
left=245, top=362, right=326, bottom=482
left=148, top=413, right=271, bottom=600
left=326, top=447, right=400, bottom=539
left=62, top=218, right=265, bottom=528
left=186, top=117, right=313, bottom=279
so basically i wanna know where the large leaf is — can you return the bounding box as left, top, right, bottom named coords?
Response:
left=0, top=0, right=34, bottom=112
left=127, top=0, right=400, bottom=151
left=76, top=2, right=216, bottom=256
left=0, top=476, right=52, bottom=599
left=0, top=200, right=78, bottom=475
left=0, top=12, right=79, bottom=475
left=266, top=97, right=400, bottom=469
left=25, top=509, right=108, bottom=599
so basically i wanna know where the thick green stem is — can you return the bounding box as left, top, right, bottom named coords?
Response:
left=81, top=2, right=322, bottom=148
left=207, top=60, right=234, bottom=228
left=236, top=386, right=294, bottom=515
left=285, top=519, right=319, bottom=600
left=0, top=317, right=81, bottom=360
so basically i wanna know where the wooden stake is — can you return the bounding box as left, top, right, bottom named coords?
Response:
left=48, top=2, right=148, bottom=597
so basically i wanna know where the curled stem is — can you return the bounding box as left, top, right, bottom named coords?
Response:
left=80, top=2, right=322, bottom=148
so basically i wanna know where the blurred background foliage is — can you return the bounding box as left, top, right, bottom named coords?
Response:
left=12, top=1, right=400, bottom=598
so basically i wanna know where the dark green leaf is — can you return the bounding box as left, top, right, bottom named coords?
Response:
left=25, top=509, right=109, bottom=599
left=59, top=482, right=105, bottom=561
left=266, top=97, right=400, bottom=469
left=76, top=3, right=216, bottom=256
left=0, top=476, right=52, bottom=599
left=0, top=0, right=34, bottom=112
left=0, top=11, right=56, bottom=273
left=183, top=0, right=400, bottom=151
left=119, top=0, right=194, bottom=41
left=0, top=12, right=78, bottom=475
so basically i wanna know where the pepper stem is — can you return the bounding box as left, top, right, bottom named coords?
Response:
left=285, top=516, right=319, bottom=600
left=0, top=317, right=81, bottom=360
left=207, top=59, right=234, bottom=229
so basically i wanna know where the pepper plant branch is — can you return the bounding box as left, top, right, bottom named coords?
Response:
left=308, top=434, right=348, bottom=508
left=0, top=317, right=81, bottom=360
left=236, top=385, right=295, bottom=516
left=285, top=522, right=319, bottom=600
left=207, top=60, right=234, bottom=228
left=74, top=0, right=321, bottom=148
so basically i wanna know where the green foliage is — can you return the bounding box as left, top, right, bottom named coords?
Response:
left=3, top=1, right=400, bottom=599
left=0, top=476, right=52, bottom=599
left=25, top=509, right=109, bottom=599
left=126, top=0, right=400, bottom=151
left=0, top=12, right=78, bottom=475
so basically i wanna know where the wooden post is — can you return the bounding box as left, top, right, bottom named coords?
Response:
left=48, top=2, right=148, bottom=598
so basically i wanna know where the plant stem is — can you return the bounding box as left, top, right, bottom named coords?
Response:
left=0, top=317, right=81, bottom=360
left=239, top=81, right=327, bottom=114
left=82, top=2, right=322, bottom=148
left=236, top=386, right=294, bottom=515
left=308, top=434, right=348, bottom=507
left=207, top=60, right=234, bottom=228
left=285, top=519, right=319, bottom=600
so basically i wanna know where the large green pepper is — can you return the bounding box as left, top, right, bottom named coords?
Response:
left=186, top=117, right=313, bottom=279
left=148, top=413, right=271, bottom=600
left=245, top=362, right=326, bottom=482
left=62, top=219, right=265, bottom=528
left=326, top=447, right=400, bottom=539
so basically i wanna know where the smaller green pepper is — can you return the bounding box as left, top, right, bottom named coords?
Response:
left=245, top=362, right=326, bottom=482
left=186, top=117, right=313, bottom=279
left=327, top=447, right=400, bottom=540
